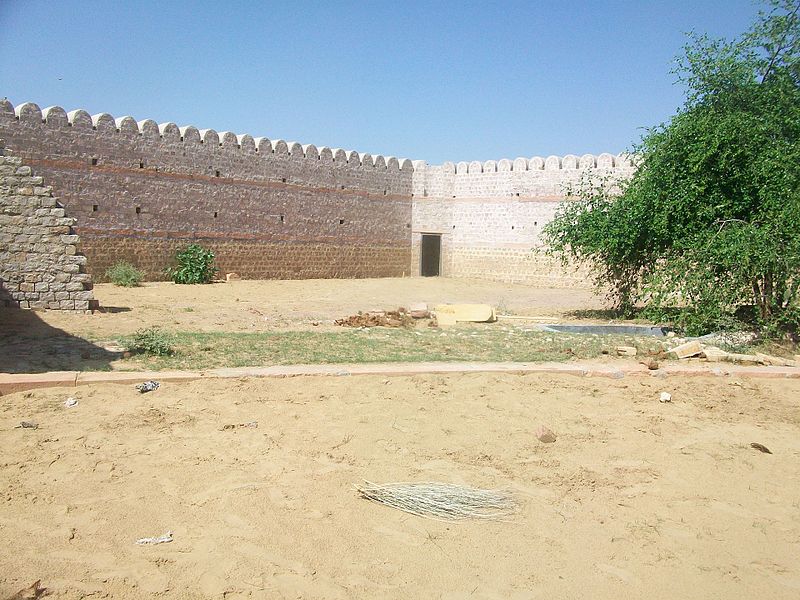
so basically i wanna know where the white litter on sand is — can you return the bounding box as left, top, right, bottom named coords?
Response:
left=136, top=531, right=173, bottom=545
left=64, top=398, right=78, bottom=408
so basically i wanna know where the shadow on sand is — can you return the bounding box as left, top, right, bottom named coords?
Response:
left=0, top=288, right=120, bottom=374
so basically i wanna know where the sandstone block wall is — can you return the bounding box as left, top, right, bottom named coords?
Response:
left=0, top=151, right=95, bottom=311
left=0, top=100, right=413, bottom=281
left=411, top=155, right=635, bottom=286
left=0, top=97, right=635, bottom=292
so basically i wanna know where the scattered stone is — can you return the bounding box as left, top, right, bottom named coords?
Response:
left=535, top=425, right=557, bottom=443
left=755, top=353, right=797, bottom=367
left=639, top=358, right=659, bottom=370
left=750, top=442, right=772, bottom=454
left=616, top=346, right=637, bottom=357
left=225, top=272, right=240, bottom=282
left=666, top=331, right=676, bottom=338
left=701, top=345, right=729, bottom=362
left=409, top=302, right=430, bottom=319
left=668, top=340, right=703, bottom=359
left=221, top=421, right=258, bottom=431
left=5, top=579, right=47, bottom=600
left=15, top=421, right=39, bottom=429
left=135, top=380, right=160, bottom=393
left=659, top=392, right=672, bottom=403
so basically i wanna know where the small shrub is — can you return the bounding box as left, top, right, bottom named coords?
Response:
left=125, top=327, right=175, bottom=356
left=105, top=261, right=144, bottom=287
left=167, top=244, right=218, bottom=284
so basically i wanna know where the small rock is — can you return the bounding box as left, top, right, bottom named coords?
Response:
left=616, top=346, right=637, bottom=357
left=666, top=331, right=676, bottom=338
left=536, top=425, right=557, bottom=443
left=225, top=272, right=240, bottom=282
left=64, top=397, right=78, bottom=408
left=16, top=421, right=39, bottom=429
left=659, top=392, right=672, bottom=403
left=639, top=358, right=659, bottom=370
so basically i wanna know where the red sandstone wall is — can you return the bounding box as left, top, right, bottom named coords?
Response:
left=0, top=101, right=413, bottom=281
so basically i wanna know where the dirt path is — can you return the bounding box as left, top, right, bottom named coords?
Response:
left=1, top=372, right=798, bottom=599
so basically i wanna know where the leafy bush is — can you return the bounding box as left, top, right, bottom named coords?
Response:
left=167, top=244, right=218, bottom=284
left=544, top=1, right=800, bottom=338
left=105, top=261, right=144, bottom=287
left=124, top=327, right=175, bottom=356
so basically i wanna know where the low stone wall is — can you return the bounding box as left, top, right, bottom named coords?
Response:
left=0, top=152, right=95, bottom=311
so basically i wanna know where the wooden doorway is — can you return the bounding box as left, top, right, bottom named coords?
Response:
left=420, top=234, right=441, bottom=277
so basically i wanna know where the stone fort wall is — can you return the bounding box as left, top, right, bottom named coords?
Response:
left=0, top=97, right=635, bottom=294
left=411, top=155, right=635, bottom=287
left=0, top=99, right=413, bottom=282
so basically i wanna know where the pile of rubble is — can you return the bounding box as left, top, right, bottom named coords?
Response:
left=334, top=306, right=429, bottom=328
left=668, top=340, right=798, bottom=367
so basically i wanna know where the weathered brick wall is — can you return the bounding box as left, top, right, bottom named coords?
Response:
left=411, top=155, right=635, bottom=286
left=0, top=100, right=413, bottom=281
left=0, top=150, right=95, bottom=311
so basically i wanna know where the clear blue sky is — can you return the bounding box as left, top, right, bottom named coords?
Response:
left=0, top=0, right=762, bottom=164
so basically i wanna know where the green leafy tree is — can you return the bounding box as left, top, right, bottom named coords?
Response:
left=545, top=0, right=800, bottom=336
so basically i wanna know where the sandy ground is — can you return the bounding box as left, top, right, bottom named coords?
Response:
left=2, top=372, right=799, bottom=599
left=29, top=278, right=606, bottom=338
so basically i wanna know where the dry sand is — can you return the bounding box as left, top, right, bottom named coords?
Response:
left=29, top=277, right=605, bottom=338
left=2, top=372, right=799, bottom=599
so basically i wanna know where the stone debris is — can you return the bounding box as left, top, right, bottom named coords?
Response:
left=639, top=357, right=659, bottom=370
left=225, top=272, right=240, bottom=282
left=668, top=340, right=703, bottom=359
left=15, top=421, right=39, bottom=429
left=221, top=421, right=258, bottom=431
left=659, top=392, right=672, bottom=403
left=135, top=380, right=160, bottom=393
left=700, top=346, right=796, bottom=367
left=535, top=425, right=557, bottom=443
left=5, top=579, right=47, bottom=600
left=615, top=346, right=637, bottom=357
left=335, top=308, right=415, bottom=328
left=64, top=397, right=78, bottom=408
left=750, top=442, right=772, bottom=454
left=408, top=302, right=430, bottom=319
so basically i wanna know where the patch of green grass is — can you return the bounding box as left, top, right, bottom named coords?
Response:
left=117, top=325, right=670, bottom=371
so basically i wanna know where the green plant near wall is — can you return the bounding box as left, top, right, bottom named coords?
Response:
left=105, top=261, right=144, bottom=287
left=167, top=243, right=218, bottom=284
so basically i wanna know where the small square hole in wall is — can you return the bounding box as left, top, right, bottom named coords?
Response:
left=511, top=225, right=515, bottom=230
left=92, top=204, right=98, bottom=212
left=341, top=185, right=345, bottom=190
left=339, top=219, right=345, bottom=225
left=90, top=158, right=98, bottom=166
left=139, top=160, right=144, bottom=169
left=135, top=206, right=141, bottom=215
left=383, top=190, right=387, bottom=195
left=279, top=214, right=285, bottom=223
left=534, top=221, right=538, bottom=226
left=214, top=211, right=218, bottom=218
left=282, top=178, right=287, bottom=183
left=215, top=170, right=220, bottom=177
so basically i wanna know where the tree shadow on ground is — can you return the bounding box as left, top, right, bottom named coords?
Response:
left=0, top=289, right=120, bottom=374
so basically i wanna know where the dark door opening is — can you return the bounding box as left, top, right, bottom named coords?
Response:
left=420, top=234, right=441, bottom=277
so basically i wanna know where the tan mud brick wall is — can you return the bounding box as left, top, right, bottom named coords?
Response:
left=0, top=100, right=413, bottom=281
left=0, top=151, right=95, bottom=311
